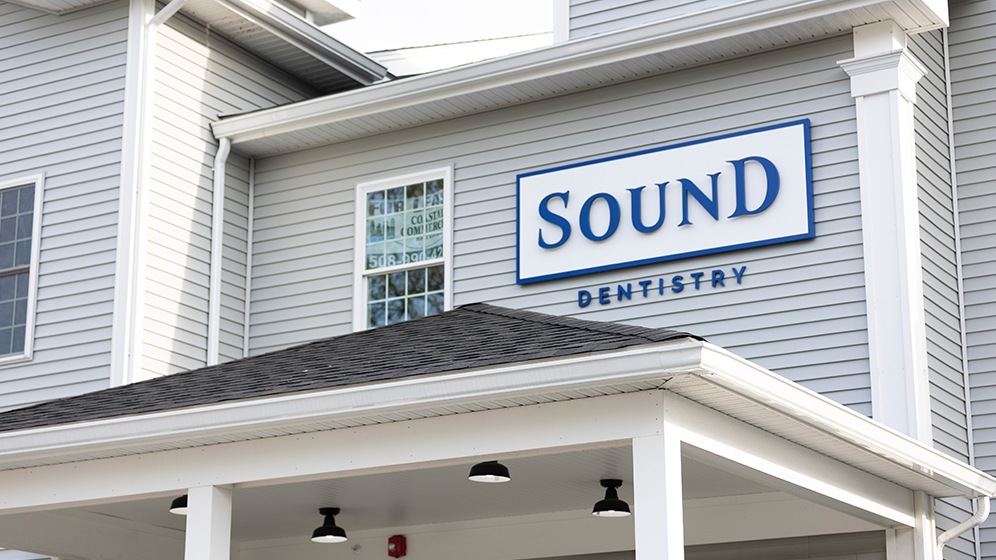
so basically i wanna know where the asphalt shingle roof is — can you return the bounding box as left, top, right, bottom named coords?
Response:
left=0, top=304, right=699, bottom=433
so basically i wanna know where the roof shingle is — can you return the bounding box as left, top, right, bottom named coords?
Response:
left=0, top=304, right=699, bottom=433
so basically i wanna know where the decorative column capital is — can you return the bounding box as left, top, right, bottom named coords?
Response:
left=838, top=49, right=927, bottom=102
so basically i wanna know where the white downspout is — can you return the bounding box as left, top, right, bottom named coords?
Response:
left=937, top=496, right=990, bottom=559
left=207, top=137, right=232, bottom=367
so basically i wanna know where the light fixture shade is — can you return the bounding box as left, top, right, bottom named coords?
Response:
left=168, top=494, right=188, bottom=515
left=311, top=507, right=348, bottom=543
left=468, top=460, right=511, bottom=483
left=592, top=479, right=631, bottom=517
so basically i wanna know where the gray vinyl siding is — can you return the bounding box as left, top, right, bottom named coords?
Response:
left=951, top=0, right=996, bottom=557
left=0, top=0, right=127, bottom=410
left=912, top=30, right=970, bottom=461
left=250, top=36, right=873, bottom=413
left=142, top=13, right=312, bottom=378
left=911, top=27, right=977, bottom=560
left=569, top=0, right=728, bottom=40
left=220, top=154, right=251, bottom=363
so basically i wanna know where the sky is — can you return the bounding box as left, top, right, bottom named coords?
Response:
left=325, top=0, right=554, bottom=53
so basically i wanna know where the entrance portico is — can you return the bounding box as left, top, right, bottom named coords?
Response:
left=0, top=305, right=990, bottom=560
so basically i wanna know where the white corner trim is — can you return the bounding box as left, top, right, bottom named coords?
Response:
left=110, top=0, right=154, bottom=388
left=111, top=0, right=188, bottom=386
left=552, top=0, right=569, bottom=44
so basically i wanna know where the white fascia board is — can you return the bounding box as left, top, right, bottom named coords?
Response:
left=211, top=0, right=945, bottom=145
left=695, top=343, right=996, bottom=498
left=0, top=341, right=706, bottom=465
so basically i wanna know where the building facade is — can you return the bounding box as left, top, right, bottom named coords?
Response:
left=2, top=0, right=996, bottom=559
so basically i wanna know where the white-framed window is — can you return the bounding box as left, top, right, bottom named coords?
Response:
left=353, top=167, right=453, bottom=330
left=0, top=174, right=43, bottom=363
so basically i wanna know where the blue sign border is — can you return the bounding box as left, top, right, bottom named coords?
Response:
left=515, top=119, right=815, bottom=285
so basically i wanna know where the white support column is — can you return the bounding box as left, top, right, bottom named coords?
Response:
left=632, top=433, right=684, bottom=560
left=185, top=486, right=232, bottom=560
left=838, top=21, right=931, bottom=443
left=886, top=491, right=934, bottom=560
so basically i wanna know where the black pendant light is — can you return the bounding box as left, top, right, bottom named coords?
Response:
left=467, top=460, right=511, bottom=483
left=168, top=494, right=188, bottom=515
left=311, top=507, right=348, bottom=543
left=592, top=479, right=631, bottom=517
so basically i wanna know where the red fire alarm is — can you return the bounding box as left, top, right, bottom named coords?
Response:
left=388, top=535, right=406, bottom=558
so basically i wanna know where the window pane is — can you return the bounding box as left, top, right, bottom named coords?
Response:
left=427, top=264, right=444, bottom=292
left=367, top=274, right=386, bottom=301
left=14, top=240, right=30, bottom=267
left=0, top=218, right=15, bottom=243
left=366, top=190, right=384, bottom=217
left=387, top=299, right=405, bottom=325
left=408, top=296, right=425, bottom=319
left=388, top=271, right=406, bottom=298
left=11, top=326, right=24, bottom=354
left=13, top=298, right=25, bottom=325
left=368, top=302, right=386, bottom=328
left=1, top=191, right=16, bottom=216
left=0, top=328, right=11, bottom=355
left=406, top=182, right=424, bottom=209
left=387, top=187, right=405, bottom=213
left=18, top=187, right=33, bottom=213
left=14, top=272, right=27, bottom=299
left=427, top=293, right=444, bottom=316
left=0, top=275, right=14, bottom=301
left=0, top=301, right=13, bottom=328
left=16, top=214, right=31, bottom=239
left=0, top=243, right=14, bottom=270
left=407, top=268, right=425, bottom=294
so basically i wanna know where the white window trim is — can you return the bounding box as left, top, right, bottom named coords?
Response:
left=0, top=173, right=44, bottom=365
left=352, top=166, right=454, bottom=331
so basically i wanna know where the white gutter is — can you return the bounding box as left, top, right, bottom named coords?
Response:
left=1, top=341, right=993, bottom=502
left=0, top=342, right=704, bottom=461
left=206, top=137, right=232, bottom=367
left=212, top=0, right=947, bottom=146
left=696, top=344, right=996, bottom=499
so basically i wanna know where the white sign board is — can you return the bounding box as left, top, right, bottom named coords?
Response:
left=516, top=120, right=814, bottom=284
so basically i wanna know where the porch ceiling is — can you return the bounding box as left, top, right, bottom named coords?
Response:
left=78, top=447, right=774, bottom=542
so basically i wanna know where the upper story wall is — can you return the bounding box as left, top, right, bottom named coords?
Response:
left=0, top=0, right=128, bottom=411
left=247, top=34, right=873, bottom=413
left=139, top=13, right=315, bottom=379
left=949, top=0, right=996, bottom=554
left=568, top=0, right=728, bottom=40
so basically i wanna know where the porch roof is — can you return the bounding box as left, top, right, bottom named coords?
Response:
left=0, top=303, right=697, bottom=434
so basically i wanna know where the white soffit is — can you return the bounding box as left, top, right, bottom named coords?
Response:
left=0, top=341, right=992, bottom=502
left=212, top=0, right=949, bottom=156
left=176, top=0, right=387, bottom=93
